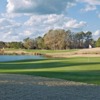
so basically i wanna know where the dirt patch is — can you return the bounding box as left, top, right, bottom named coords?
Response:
left=4, top=50, right=34, bottom=55
left=46, top=48, right=100, bottom=58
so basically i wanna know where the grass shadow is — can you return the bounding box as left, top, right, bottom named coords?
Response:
left=2, top=70, right=100, bottom=85
left=0, top=58, right=100, bottom=70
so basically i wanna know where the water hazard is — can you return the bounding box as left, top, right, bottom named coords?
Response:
left=0, top=55, right=46, bottom=62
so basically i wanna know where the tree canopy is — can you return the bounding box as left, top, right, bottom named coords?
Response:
left=0, top=29, right=98, bottom=50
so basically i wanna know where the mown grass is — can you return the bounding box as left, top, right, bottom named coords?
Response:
left=0, top=57, right=100, bottom=85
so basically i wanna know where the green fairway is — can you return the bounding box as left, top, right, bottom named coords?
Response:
left=0, top=57, right=100, bottom=85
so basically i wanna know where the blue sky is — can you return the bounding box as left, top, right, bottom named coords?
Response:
left=0, top=0, right=100, bottom=42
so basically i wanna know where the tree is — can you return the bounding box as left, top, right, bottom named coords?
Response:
left=65, top=30, right=73, bottom=49
left=23, top=37, right=36, bottom=49
left=43, top=29, right=70, bottom=50
left=74, top=31, right=93, bottom=48
left=75, top=31, right=85, bottom=48
left=96, top=37, right=100, bottom=47
left=0, top=41, right=5, bottom=48
left=35, top=36, right=44, bottom=49
left=84, top=31, right=92, bottom=48
left=5, top=42, right=23, bottom=49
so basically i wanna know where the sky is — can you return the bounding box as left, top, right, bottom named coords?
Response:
left=0, top=0, right=100, bottom=42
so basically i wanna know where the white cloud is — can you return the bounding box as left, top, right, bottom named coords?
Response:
left=93, top=30, right=100, bottom=40
left=0, top=13, right=87, bottom=42
left=78, top=0, right=100, bottom=5
left=23, top=30, right=33, bottom=36
left=7, top=0, right=35, bottom=13
left=1, top=13, right=22, bottom=18
left=94, top=30, right=100, bottom=36
left=0, top=18, right=21, bottom=30
left=22, top=14, right=87, bottom=40
left=6, top=0, right=76, bottom=14
left=64, top=19, right=87, bottom=29
left=81, top=5, right=96, bottom=12
left=78, top=0, right=100, bottom=13
left=0, top=18, right=22, bottom=42
left=0, top=30, right=22, bottom=42
left=25, top=14, right=87, bottom=31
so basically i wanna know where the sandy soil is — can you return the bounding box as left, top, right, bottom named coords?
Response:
left=4, top=50, right=34, bottom=55
left=0, top=74, right=100, bottom=100
left=46, top=48, right=100, bottom=58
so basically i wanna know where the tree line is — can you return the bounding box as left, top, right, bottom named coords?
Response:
left=0, top=29, right=100, bottom=50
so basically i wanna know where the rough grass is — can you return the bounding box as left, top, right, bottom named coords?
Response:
left=25, top=49, right=77, bottom=53
left=0, top=57, right=100, bottom=85
left=5, top=48, right=77, bottom=54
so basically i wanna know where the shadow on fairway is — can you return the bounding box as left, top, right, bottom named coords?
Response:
left=18, top=71, right=100, bottom=85
left=0, top=59, right=100, bottom=70
left=0, top=58, right=100, bottom=84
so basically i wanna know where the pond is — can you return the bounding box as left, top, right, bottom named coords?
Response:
left=0, top=55, right=46, bottom=62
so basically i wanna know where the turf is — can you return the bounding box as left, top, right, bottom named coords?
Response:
left=0, top=57, right=100, bottom=85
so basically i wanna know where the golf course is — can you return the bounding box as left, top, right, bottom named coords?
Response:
left=0, top=49, right=100, bottom=100
left=0, top=48, right=100, bottom=85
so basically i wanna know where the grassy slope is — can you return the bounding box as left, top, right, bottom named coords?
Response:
left=0, top=57, right=100, bottom=84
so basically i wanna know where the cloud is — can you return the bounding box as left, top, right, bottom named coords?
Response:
left=94, top=30, right=100, bottom=36
left=98, top=14, right=100, bottom=18
left=64, top=19, right=87, bottom=29
left=1, top=13, right=23, bottom=18
left=81, top=5, right=96, bottom=12
left=1, top=12, right=32, bottom=19
left=96, top=12, right=100, bottom=18
left=78, top=0, right=100, bottom=5
left=6, top=0, right=76, bottom=14
left=25, top=14, right=87, bottom=31
left=23, top=14, right=87, bottom=39
left=0, top=30, right=22, bottom=42
left=93, top=30, right=100, bottom=40
left=6, top=0, right=100, bottom=15
left=66, top=2, right=76, bottom=9
left=0, top=14, right=87, bottom=42
left=0, top=18, right=22, bottom=42
left=78, top=0, right=100, bottom=12
left=0, top=18, right=21, bottom=30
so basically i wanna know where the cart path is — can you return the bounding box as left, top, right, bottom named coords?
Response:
left=0, top=74, right=100, bottom=100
